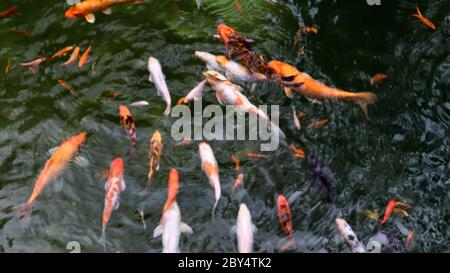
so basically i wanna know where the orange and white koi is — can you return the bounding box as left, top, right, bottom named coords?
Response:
left=162, top=168, right=179, bottom=213
left=231, top=173, right=244, bottom=193
left=380, top=200, right=411, bottom=226
left=177, top=80, right=207, bottom=105
left=65, top=0, right=143, bottom=24
left=370, top=73, right=389, bottom=85
left=335, top=218, right=366, bottom=253
left=119, top=104, right=137, bottom=161
left=232, top=203, right=257, bottom=253
left=61, top=46, right=80, bottom=66
left=100, top=157, right=126, bottom=250
left=15, top=132, right=87, bottom=219
left=21, top=57, right=48, bottom=75
left=411, top=7, right=436, bottom=30
left=277, top=194, right=297, bottom=250
left=199, top=141, right=221, bottom=220
left=147, top=130, right=163, bottom=188
left=153, top=201, right=193, bottom=253
left=50, top=46, right=74, bottom=60
left=78, top=43, right=92, bottom=68
left=148, top=57, right=172, bottom=116
left=267, top=60, right=377, bottom=120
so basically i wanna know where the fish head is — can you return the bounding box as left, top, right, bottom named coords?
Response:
left=168, top=168, right=179, bottom=187
left=195, top=51, right=218, bottom=66
left=335, top=218, right=360, bottom=248
left=217, top=23, right=238, bottom=44
left=119, top=104, right=132, bottom=119
left=64, top=5, right=84, bottom=18
left=70, top=132, right=87, bottom=147
left=110, top=157, right=125, bottom=177
left=147, top=56, right=160, bottom=72
left=238, top=203, right=250, bottom=217
left=202, top=70, right=228, bottom=85
left=152, top=130, right=162, bottom=143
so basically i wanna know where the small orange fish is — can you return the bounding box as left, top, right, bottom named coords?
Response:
left=411, top=7, right=436, bottom=30
left=101, top=91, right=122, bottom=99
left=9, top=27, right=31, bottom=37
left=147, top=130, right=163, bottom=189
left=0, top=6, right=17, bottom=19
left=57, top=80, right=75, bottom=94
left=78, top=43, right=92, bottom=68
left=162, top=168, right=179, bottom=213
left=65, top=0, right=143, bottom=23
left=277, top=194, right=294, bottom=239
left=234, top=1, right=243, bottom=14
left=246, top=153, right=268, bottom=159
left=15, top=132, right=87, bottom=219
left=307, top=119, right=329, bottom=129
left=231, top=155, right=240, bottom=171
left=405, top=229, right=415, bottom=249
left=370, top=73, right=389, bottom=85
left=5, top=59, right=11, bottom=74
left=119, top=105, right=137, bottom=161
left=380, top=200, right=411, bottom=226
left=293, top=26, right=318, bottom=45
left=231, top=173, right=244, bottom=193
left=50, top=46, right=74, bottom=60
left=62, top=46, right=80, bottom=66
left=288, top=145, right=305, bottom=160
left=21, top=57, right=48, bottom=75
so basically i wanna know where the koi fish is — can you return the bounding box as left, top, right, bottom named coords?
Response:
left=130, top=100, right=150, bottom=107
left=153, top=201, right=193, bottom=253
left=305, top=154, right=335, bottom=204
left=0, top=6, right=17, bottom=19
left=50, top=46, right=74, bottom=60
left=230, top=155, right=240, bottom=171
left=405, top=229, right=415, bottom=249
left=9, top=27, right=31, bottom=37
left=203, top=70, right=285, bottom=139
left=199, top=141, right=221, bottom=220
left=119, top=105, right=137, bottom=161
left=65, top=0, right=143, bottom=24
left=307, top=119, right=329, bottom=129
left=267, top=60, right=377, bottom=120
left=288, top=145, right=304, bottom=160
left=177, top=80, right=207, bottom=105
left=246, top=153, right=268, bottom=159
left=79, top=43, right=92, bottom=68
left=234, top=1, right=244, bottom=14
left=139, top=211, right=147, bottom=230
left=370, top=73, right=389, bottom=85
left=232, top=204, right=257, bottom=253
left=411, top=7, right=436, bottom=30
left=100, top=157, right=126, bottom=250
left=231, top=173, right=244, bottom=193
left=58, top=80, right=75, bottom=94
left=380, top=200, right=411, bottom=226
left=147, top=130, right=163, bottom=188
left=148, top=57, right=172, bottom=116
left=277, top=194, right=297, bottom=250
left=217, top=24, right=269, bottom=76
left=61, top=46, right=80, bottom=66
left=15, top=132, right=86, bottom=219
left=21, top=57, right=48, bottom=75
left=363, top=209, right=379, bottom=220
left=293, top=26, right=318, bottom=45
left=291, top=106, right=301, bottom=129
left=162, top=168, right=179, bottom=213
left=5, top=59, right=11, bottom=74
left=101, top=91, right=122, bottom=99
left=335, top=218, right=366, bottom=253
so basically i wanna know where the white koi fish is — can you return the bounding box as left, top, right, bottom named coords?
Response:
left=148, top=57, right=172, bottom=116
left=177, top=80, right=207, bottom=105
left=232, top=203, right=257, bottom=253
left=335, top=218, right=366, bottom=253
left=198, top=141, right=221, bottom=220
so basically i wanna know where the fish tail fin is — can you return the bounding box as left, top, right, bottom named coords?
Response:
left=13, top=202, right=33, bottom=222
left=279, top=237, right=297, bottom=252
left=22, top=63, right=39, bottom=75
left=126, top=145, right=137, bottom=162
left=100, top=227, right=106, bottom=251
left=212, top=198, right=219, bottom=222
left=146, top=171, right=153, bottom=191
left=353, top=92, right=378, bottom=120
left=411, top=7, right=421, bottom=18
left=163, top=104, right=171, bottom=116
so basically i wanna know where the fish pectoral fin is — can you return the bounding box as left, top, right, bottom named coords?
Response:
left=153, top=224, right=164, bottom=238
left=102, top=8, right=112, bottom=15
left=73, top=155, right=90, bottom=168
left=84, top=13, right=96, bottom=24
left=148, top=74, right=154, bottom=83
left=180, top=222, right=193, bottom=234
left=113, top=199, right=120, bottom=210
left=230, top=225, right=237, bottom=234
left=284, top=87, right=294, bottom=99
left=306, top=96, right=322, bottom=104
left=252, top=224, right=258, bottom=234
left=120, top=179, right=126, bottom=192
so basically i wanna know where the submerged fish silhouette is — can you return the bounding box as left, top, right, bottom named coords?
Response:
left=305, top=154, right=335, bottom=204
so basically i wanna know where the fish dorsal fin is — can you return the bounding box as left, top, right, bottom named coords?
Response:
left=180, top=222, right=193, bottom=234
left=153, top=224, right=164, bottom=238
left=84, top=13, right=96, bottom=24
left=102, top=8, right=112, bottom=15
left=284, top=87, right=294, bottom=99
left=252, top=224, right=258, bottom=234
left=231, top=225, right=237, bottom=234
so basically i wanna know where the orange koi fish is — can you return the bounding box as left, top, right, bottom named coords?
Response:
left=58, top=80, right=75, bottom=94
left=78, top=43, right=92, bottom=68
left=246, top=153, right=268, bottom=159
left=234, top=1, right=243, bottom=14
left=15, top=132, right=86, bottom=219
left=100, top=157, right=126, bottom=250
left=411, top=7, right=436, bottom=30
left=370, top=73, right=389, bottom=85
left=62, top=46, right=80, bottom=66
left=231, top=173, right=244, bottom=193
left=50, top=46, right=74, bottom=60
left=380, top=200, right=412, bottom=226
left=119, top=105, right=137, bottom=161
left=65, top=0, right=143, bottom=24
left=307, top=119, right=329, bottom=129
left=405, top=229, right=415, bottom=249
left=147, top=130, right=163, bottom=188
left=0, top=6, right=17, bottom=19
left=267, top=60, right=377, bottom=120
left=288, top=145, right=305, bottom=160
left=21, top=57, right=48, bottom=75
left=231, top=155, right=240, bottom=171
left=277, top=194, right=297, bottom=250
left=162, top=168, right=179, bottom=213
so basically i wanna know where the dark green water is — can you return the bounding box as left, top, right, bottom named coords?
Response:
left=0, top=0, right=448, bottom=253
